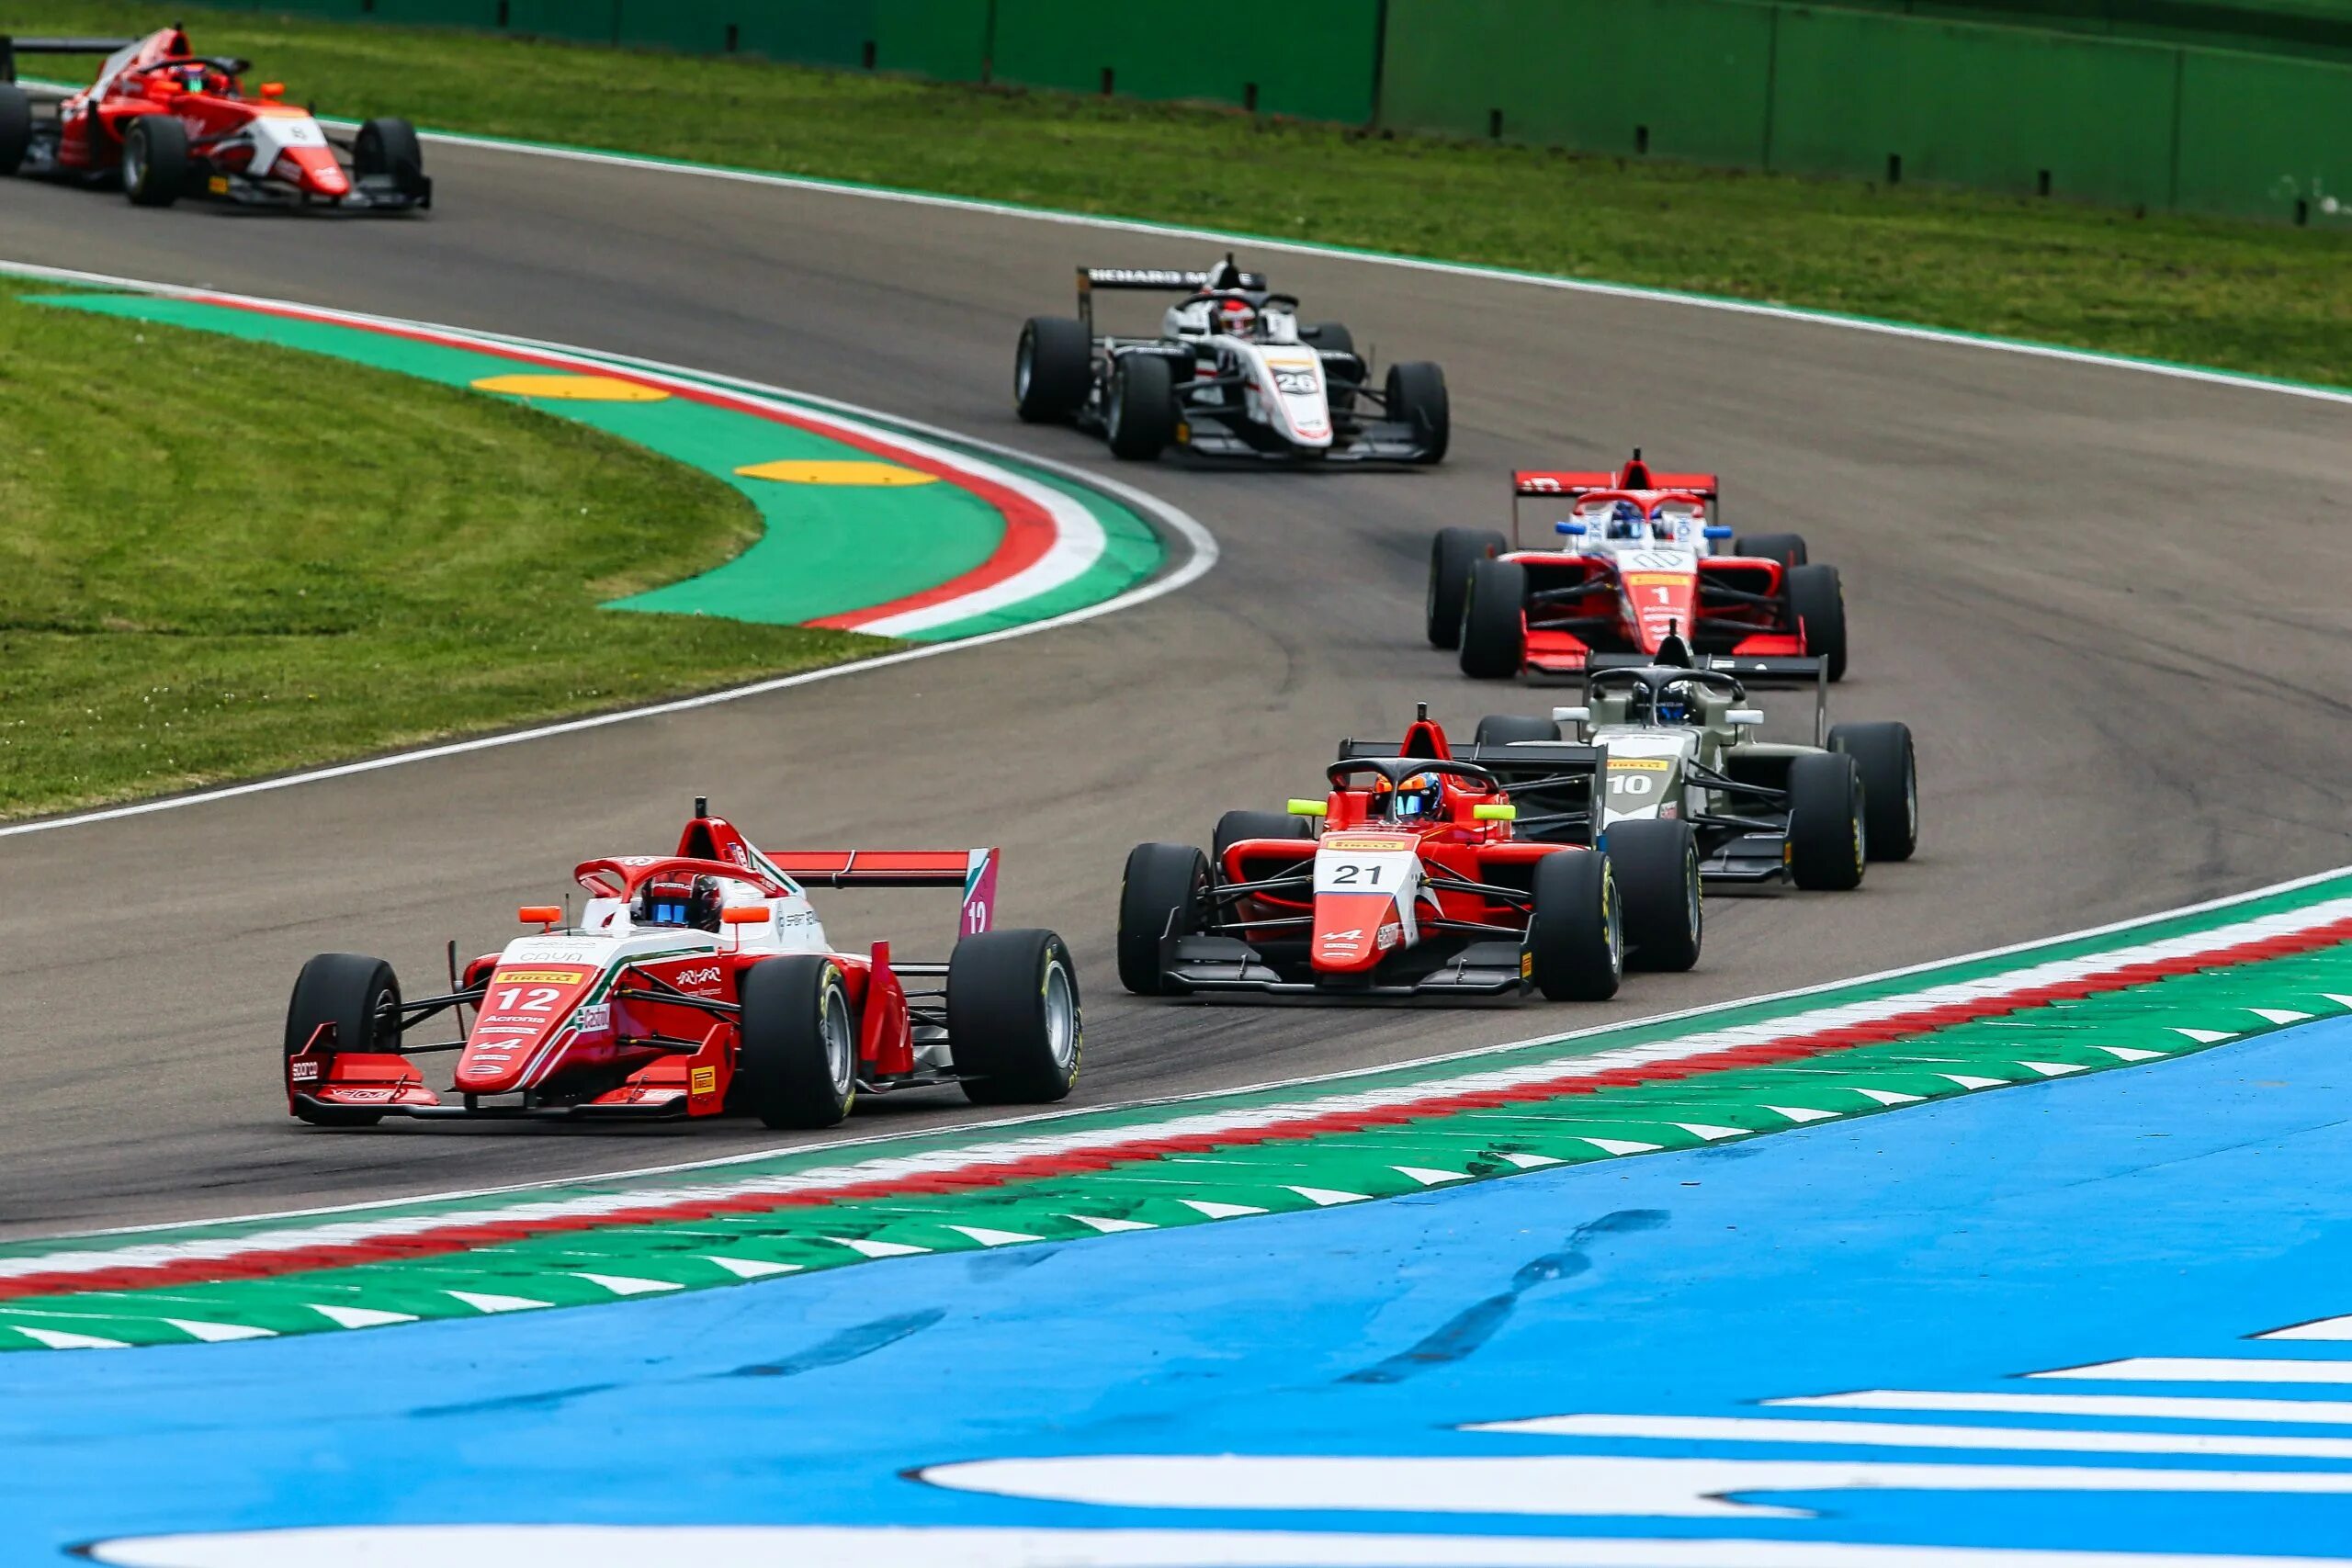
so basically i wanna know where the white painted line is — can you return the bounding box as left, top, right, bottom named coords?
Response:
left=1765, top=1106, right=1840, bottom=1124
left=1582, top=1138, right=1666, bottom=1156
left=1180, top=1200, right=1267, bottom=1220
left=1497, top=1152, right=1566, bottom=1168
left=2258, top=1316, right=2352, bottom=1343
left=1470, top=1412, right=2352, bottom=1461
left=15, top=1325, right=125, bottom=1349
left=944, top=1225, right=1043, bottom=1247
left=1066, top=1214, right=1154, bottom=1234
left=306, top=1303, right=415, bottom=1330
left=2095, top=1048, right=2166, bottom=1063
left=1775, top=1388, right=2352, bottom=1425
left=2018, top=1062, right=2088, bottom=1077
left=829, top=1237, right=929, bottom=1259
left=1284, top=1187, right=1372, bottom=1207
left=703, top=1255, right=802, bottom=1280
left=1852, top=1089, right=1924, bottom=1106
left=0, top=262, right=1219, bottom=842
left=1938, top=1075, right=2010, bottom=1089
left=445, top=1290, right=550, bottom=1314
left=2033, top=1358, right=2352, bottom=1385
left=1670, top=1124, right=1747, bottom=1142
left=162, top=1318, right=276, bottom=1343
left=572, top=1272, right=682, bottom=1296
left=2173, top=1028, right=2238, bottom=1044
left=2250, top=1008, right=2315, bottom=1025
left=1393, top=1167, right=1473, bottom=1187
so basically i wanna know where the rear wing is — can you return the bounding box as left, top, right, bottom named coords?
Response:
left=766, top=848, right=1000, bottom=938
left=1511, top=469, right=1723, bottom=551
left=1077, top=265, right=1265, bottom=334
left=1333, top=739, right=1604, bottom=845
left=0, top=35, right=138, bottom=83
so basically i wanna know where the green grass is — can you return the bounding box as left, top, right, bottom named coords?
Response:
left=15, top=3, right=2352, bottom=386
left=0, top=281, right=878, bottom=818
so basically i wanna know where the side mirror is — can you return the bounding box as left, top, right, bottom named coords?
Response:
left=1555, top=521, right=1588, bottom=536
left=1472, top=803, right=1518, bottom=822
left=1728, top=709, right=1766, bottom=727
left=1287, top=798, right=1329, bottom=818
left=1552, top=705, right=1591, bottom=725
left=260, top=82, right=286, bottom=100
left=517, top=905, right=562, bottom=929
left=1702, top=525, right=1734, bottom=541
left=721, top=905, right=771, bottom=925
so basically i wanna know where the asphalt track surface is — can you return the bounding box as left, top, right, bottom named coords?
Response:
left=3, top=142, right=2349, bottom=1240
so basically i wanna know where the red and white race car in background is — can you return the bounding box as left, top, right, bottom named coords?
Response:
left=1427, top=453, right=1848, bottom=682
left=283, top=801, right=1080, bottom=1131
left=0, top=28, right=429, bottom=209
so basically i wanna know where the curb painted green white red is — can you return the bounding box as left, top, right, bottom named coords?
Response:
left=6, top=863, right=2351, bottom=1349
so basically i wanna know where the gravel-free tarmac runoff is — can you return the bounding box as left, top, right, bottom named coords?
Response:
left=3, top=139, right=2348, bottom=1238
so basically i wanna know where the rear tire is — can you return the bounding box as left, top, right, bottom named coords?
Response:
left=1385, top=361, right=1450, bottom=464
left=0, top=86, right=32, bottom=177
left=1105, top=353, right=1176, bottom=460
left=1117, top=842, right=1208, bottom=996
left=1474, top=713, right=1560, bottom=747
left=1736, top=531, right=1808, bottom=568
left=1458, top=557, right=1528, bottom=680
left=952, top=929, right=1082, bottom=1105
left=1428, top=526, right=1506, bottom=649
left=1016, top=315, right=1091, bottom=423
left=353, top=116, right=424, bottom=184
left=1213, top=809, right=1311, bottom=861
left=1527, top=850, right=1623, bottom=1001
left=1607, top=818, right=1702, bottom=972
left=1786, top=750, right=1865, bottom=891
left=284, top=953, right=401, bottom=1127
left=1832, top=720, right=1917, bottom=863
left=737, top=956, right=857, bottom=1129
left=122, top=114, right=188, bottom=208
left=1787, top=562, right=1848, bottom=682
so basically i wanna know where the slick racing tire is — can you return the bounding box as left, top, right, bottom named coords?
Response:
left=1385, top=361, right=1451, bottom=465
left=0, top=86, right=31, bottom=178
left=738, top=956, right=858, bottom=1129
left=1117, top=842, right=1208, bottom=996
left=1832, top=719, right=1918, bottom=863
left=1016, top=315, right=1091, bottom=423
left=1459, top=557, right=1529, bottom=680
left=1527, top=850, right=1623, bottom=1002
left=1105, top=353, right=1177, bottom=460
left=1736, top=531, right=1808, bottom=568
left=1428, top=527, right=1506, bottom=649
left=122, top=114, right=189, bottom=208
left=1786, top=562, right=1848, bottom=682
left=1786, top=750, right=1866, bottom=891
left=284, top=953, right=401, bottom=1127
left=1213, top=809, right=1312, bottom=862
left=1607, top=818, right=1703, bottom=973
left=952, top=929, right=1083, bottom=1106
left=1474, top=713, right=1560, bottom=747
left=354, top=116, right=424, bottom=186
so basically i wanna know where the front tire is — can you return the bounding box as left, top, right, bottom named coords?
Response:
left=1786, top=750, right=1865, bottom=891
left=1832, top=720, right=1917, bottom=863
left=122, top=114, right=188, bottom=208
left=0, top=86, right=32, bottom=177
left=952, top=929, right=1082, bottom=1105
left=1459, top=557, right=1528, bottom=680
left=284, top=953, right=401, bottom=1127
left=1607, top=818, right=1702, bottom=972
left=1105, top=353, right=1176, bottom=460
left=1016, top=315, right=1091, bottom=423
left=353, top=116, right=424, bottom=186
left=1428, top=526, right=1506, bottom=649
left=1527, top=850, right=1623, bottom=1001
left=1117, top=842, right=1208, bottom=996
left=1787, top=562, right=1847, bottom=682
left=737, top=956, right=857, bottom=1129
left=1385, top=360, right=1450, bottom=464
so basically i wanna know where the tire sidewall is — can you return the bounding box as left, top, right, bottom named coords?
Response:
left=1527, top=850, right=1623, bottom=1001
left=737, top=956, right=857, bottom=1129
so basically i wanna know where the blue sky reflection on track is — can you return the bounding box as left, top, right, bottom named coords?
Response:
left=25, top=1021, right=2352, bottom=1566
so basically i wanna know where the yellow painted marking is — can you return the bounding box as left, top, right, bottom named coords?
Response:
left=732, top=459, right=940, bottom=487
left=471, top=374, right=670, bottom=402
left=1610, top=758, right=1673, bottom=772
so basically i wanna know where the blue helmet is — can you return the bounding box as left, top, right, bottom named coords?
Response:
left=1607, top=501, right=1645, bottom=540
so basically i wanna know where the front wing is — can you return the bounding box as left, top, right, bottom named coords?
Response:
left=1156, top=933, right=1529, bottom=998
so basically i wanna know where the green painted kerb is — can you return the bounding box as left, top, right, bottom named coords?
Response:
left=30, top=294, right=1163, bottom=638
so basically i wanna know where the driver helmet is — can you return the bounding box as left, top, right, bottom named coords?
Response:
left=1215, top=298, right=1257, bottom=339
left=1652, top=513, right=1684, bottom=542
left=1374, top=772, right=1445, bottom=823
left=1606, top=501, right=1645, bottom=541
left=636, top=873, right=723, bottom=931
left=1655, top=680, right=1700, bottom=726
left=178, top=62, right=212, bottom=94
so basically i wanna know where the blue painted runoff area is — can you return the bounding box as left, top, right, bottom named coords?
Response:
left=17, top=1020, right=2352, bottom=1566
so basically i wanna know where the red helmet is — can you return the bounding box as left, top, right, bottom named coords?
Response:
left=1216, top=298, right=1257, bottom=338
